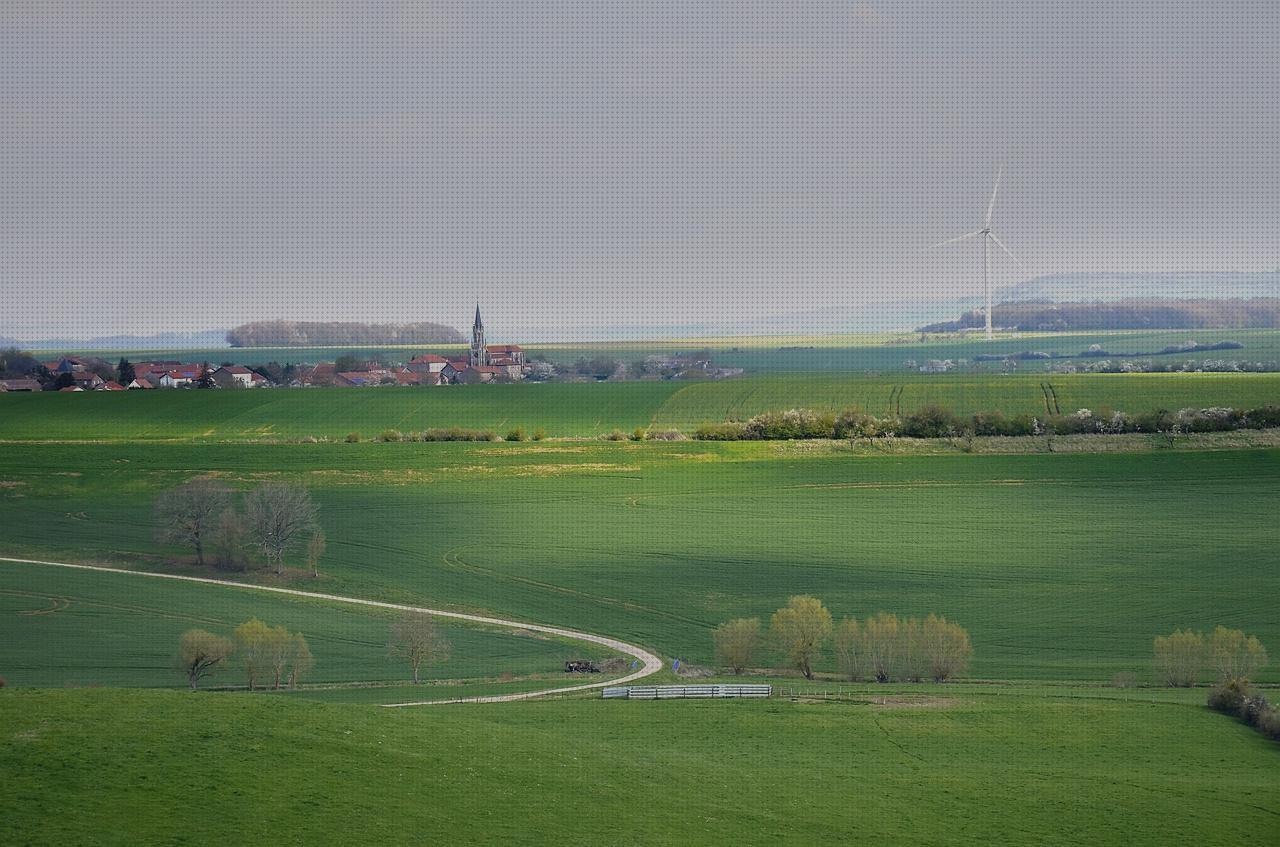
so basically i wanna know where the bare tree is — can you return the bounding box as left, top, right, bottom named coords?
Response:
left=863, top=612, right=901, bottom=683
left=921, top=614, right=972, bottom=682
left=265, top=624, right=295, bottom=690
left=177, top=629, right=234, bottom=690
left=713, top=618, right=760, bottom=674
left=212, top=506, right=247, bottom=570
left=234, top=618, right=272, bottom=691
left=288, top=633, right=314, bottom=688
left=1153, top=629, right=1204, bottom=687
left=1208, top=626, right=1268, bottom=683
left=244, top=482, right=318, bottom=575
left=305, top=530, right=327, bottom=578
left=154, top=478, right=230, bottom=566
left=769, top=596, right=832, bottom=680
left=388, top=613, right=451, bottom=684
left=834, top=618, right=867, bottom=681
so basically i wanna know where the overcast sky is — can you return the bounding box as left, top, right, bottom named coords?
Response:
left=2, top=1, right=1277, bottom=341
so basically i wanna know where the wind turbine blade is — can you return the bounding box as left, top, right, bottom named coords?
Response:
left=985, top=166, right=1004, bottom=227
left=988, top=232, right=1025, bottom=271
left=926, top=230, right=982, bottom=250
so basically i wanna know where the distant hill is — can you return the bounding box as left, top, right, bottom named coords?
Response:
left=998, top=271, right=1280, bottom=303
left=919, top=298, right=1280, bottom=333
left=227, top=321, right=464, bottom=347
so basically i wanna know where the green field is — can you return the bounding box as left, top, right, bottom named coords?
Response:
left=3, top=371, right=1278, bottom=440
left=1, top=441, right=1276, bottom=683
left=38, top=327, right=1280, bottom=371
left=2, top=687, right=1276, bottom=844
left=0, top=561, right=620, bottom=690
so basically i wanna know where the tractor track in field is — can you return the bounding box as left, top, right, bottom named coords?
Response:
left=0, top=556, right=662, bottom=706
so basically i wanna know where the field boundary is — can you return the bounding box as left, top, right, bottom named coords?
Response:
left=0, top=556, right=663, bottom=706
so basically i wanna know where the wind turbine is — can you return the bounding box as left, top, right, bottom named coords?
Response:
left=929, top=167, right=1024, bottom=339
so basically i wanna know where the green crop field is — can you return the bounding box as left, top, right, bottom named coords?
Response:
left=0, top=561, right=619, bottom=691
left=1, top=441, right=1276, bottom=683
left=36, top=327, right=1280, bottom=372
left=3, top=371, right=1278, bottom=440
left=2, top=687, right=1276, bottom=844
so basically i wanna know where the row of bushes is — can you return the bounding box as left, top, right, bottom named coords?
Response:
left=692, top=404, right=1280, bottom=441
left=1208, top=680, right=1280, bottom=742
left=357, top=428, right=502, bottom=443
left=1153, top=626, right=1268, bottom=687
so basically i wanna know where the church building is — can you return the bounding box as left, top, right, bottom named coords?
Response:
left=457, top=305, right=527, bottom=381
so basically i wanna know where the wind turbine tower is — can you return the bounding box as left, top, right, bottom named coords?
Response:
left=929, top=167, right=1023, bottom=340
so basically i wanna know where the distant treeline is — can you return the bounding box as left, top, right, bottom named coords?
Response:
left=919, top=298, right=1280, bottom=332
left=227, top=321, right=464, bottom=347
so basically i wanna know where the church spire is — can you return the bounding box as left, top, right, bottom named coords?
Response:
left=470, top=303, right=488, bottom=367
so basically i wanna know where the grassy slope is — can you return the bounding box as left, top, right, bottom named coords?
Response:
left=1, top=688, right=1276, bottom=845
left=0, top=562, right=619, bottom=689
left=1, top=442, right=1276, bottom=682
left=2, top=372, right=1278, bottom=440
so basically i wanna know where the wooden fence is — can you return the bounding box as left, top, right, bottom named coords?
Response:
left=602, top=684, right=772, bottom=700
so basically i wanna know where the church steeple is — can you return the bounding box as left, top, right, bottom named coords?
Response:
left=469, top=303, right=488, bottom=367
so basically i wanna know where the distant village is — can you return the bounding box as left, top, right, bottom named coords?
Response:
left=0, top=306, right=742, bottom=392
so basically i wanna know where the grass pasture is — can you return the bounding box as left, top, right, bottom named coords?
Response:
left=1, top=441, right=1276, bottom=683
left=0, top=561, right=621, bottom=690
left=37, top=327, right=1280, bottom=372
left=2, top=371, right=1278, bottom=440
left=1, top=687, right=1277, bottom=844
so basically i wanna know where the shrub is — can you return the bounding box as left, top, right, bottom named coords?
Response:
left=1110, top=671, right=1137, bottom=689
left=631, top=427, right=647, bottom=441
left=379, top=429, right=404, bottom=442
left=647, top=429, right=685, bottom=441
left=693, top=421, right=748, bottom=441
left=1240, top=692, right=1272, bottom=727
left=420, top=428, right=498, bottom=442
left=900, top=405, right=962, bottom=439
left=1257, top=707, right=1280, bottom=741
left=344, top=432, right=362, bottom=443
left=1245, top=405, right=1280, bottom=429
left=745, top=408, right=836, bottom=440
left=506, top=427, right=526, bottom=442
left=834, top=409, right=880, bottom=440
left=602, top=429, right=628, bottom=441
left=532, top=428, right=547, bottom=441
left=0, top=676, right=6, bottom=688
left=1207, top=678, right=1249, bottom=715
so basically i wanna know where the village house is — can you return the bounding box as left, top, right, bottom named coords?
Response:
left=209, top=365, right=265, bottom=389
left=0, top=378, right=42, bottom=392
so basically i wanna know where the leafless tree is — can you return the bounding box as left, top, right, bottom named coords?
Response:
left=863, top=612, right=901, bottom=683
left=1208, top=626, right=1268, bottom=683
left=234, top=618, right=272, bottom=691
left=1153, top=629, right=1204, bottom=687
left=305, top=530, right=327, bottom=578
left=713, top=618, right=760, bottom=674
left=154, top=478, right=230, bottom=566
left=921, top=614, right=972, bottom=682
left=245, top=482, right=318, bottom=575
left=177, top=629, right=234, bottom=690
left=288, top=634, right=314, bottom=688
left=834, top=618, right=867, bottom=681
left=388, top=613, right=451, bottom=684
left=212, top=506, right=247, bottom=570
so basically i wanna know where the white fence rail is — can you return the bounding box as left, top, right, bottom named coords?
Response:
left=602, top=684, right=772, bottom=700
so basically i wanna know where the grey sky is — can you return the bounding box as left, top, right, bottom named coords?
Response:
left=2, top=1, right=1277, bottom=341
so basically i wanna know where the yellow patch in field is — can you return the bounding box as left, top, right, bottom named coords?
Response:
left=508, top=463, right=641, bottom=477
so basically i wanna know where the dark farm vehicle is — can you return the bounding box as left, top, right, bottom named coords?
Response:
left=564, top=660, right=600, bottom=674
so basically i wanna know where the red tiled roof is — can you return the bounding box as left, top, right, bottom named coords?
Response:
left=409, top=354, right=448, bottom=364
left=100, top=381, right=126, bottom=391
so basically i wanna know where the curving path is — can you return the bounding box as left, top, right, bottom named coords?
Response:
left=0, top=556, right=663, bottom=706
